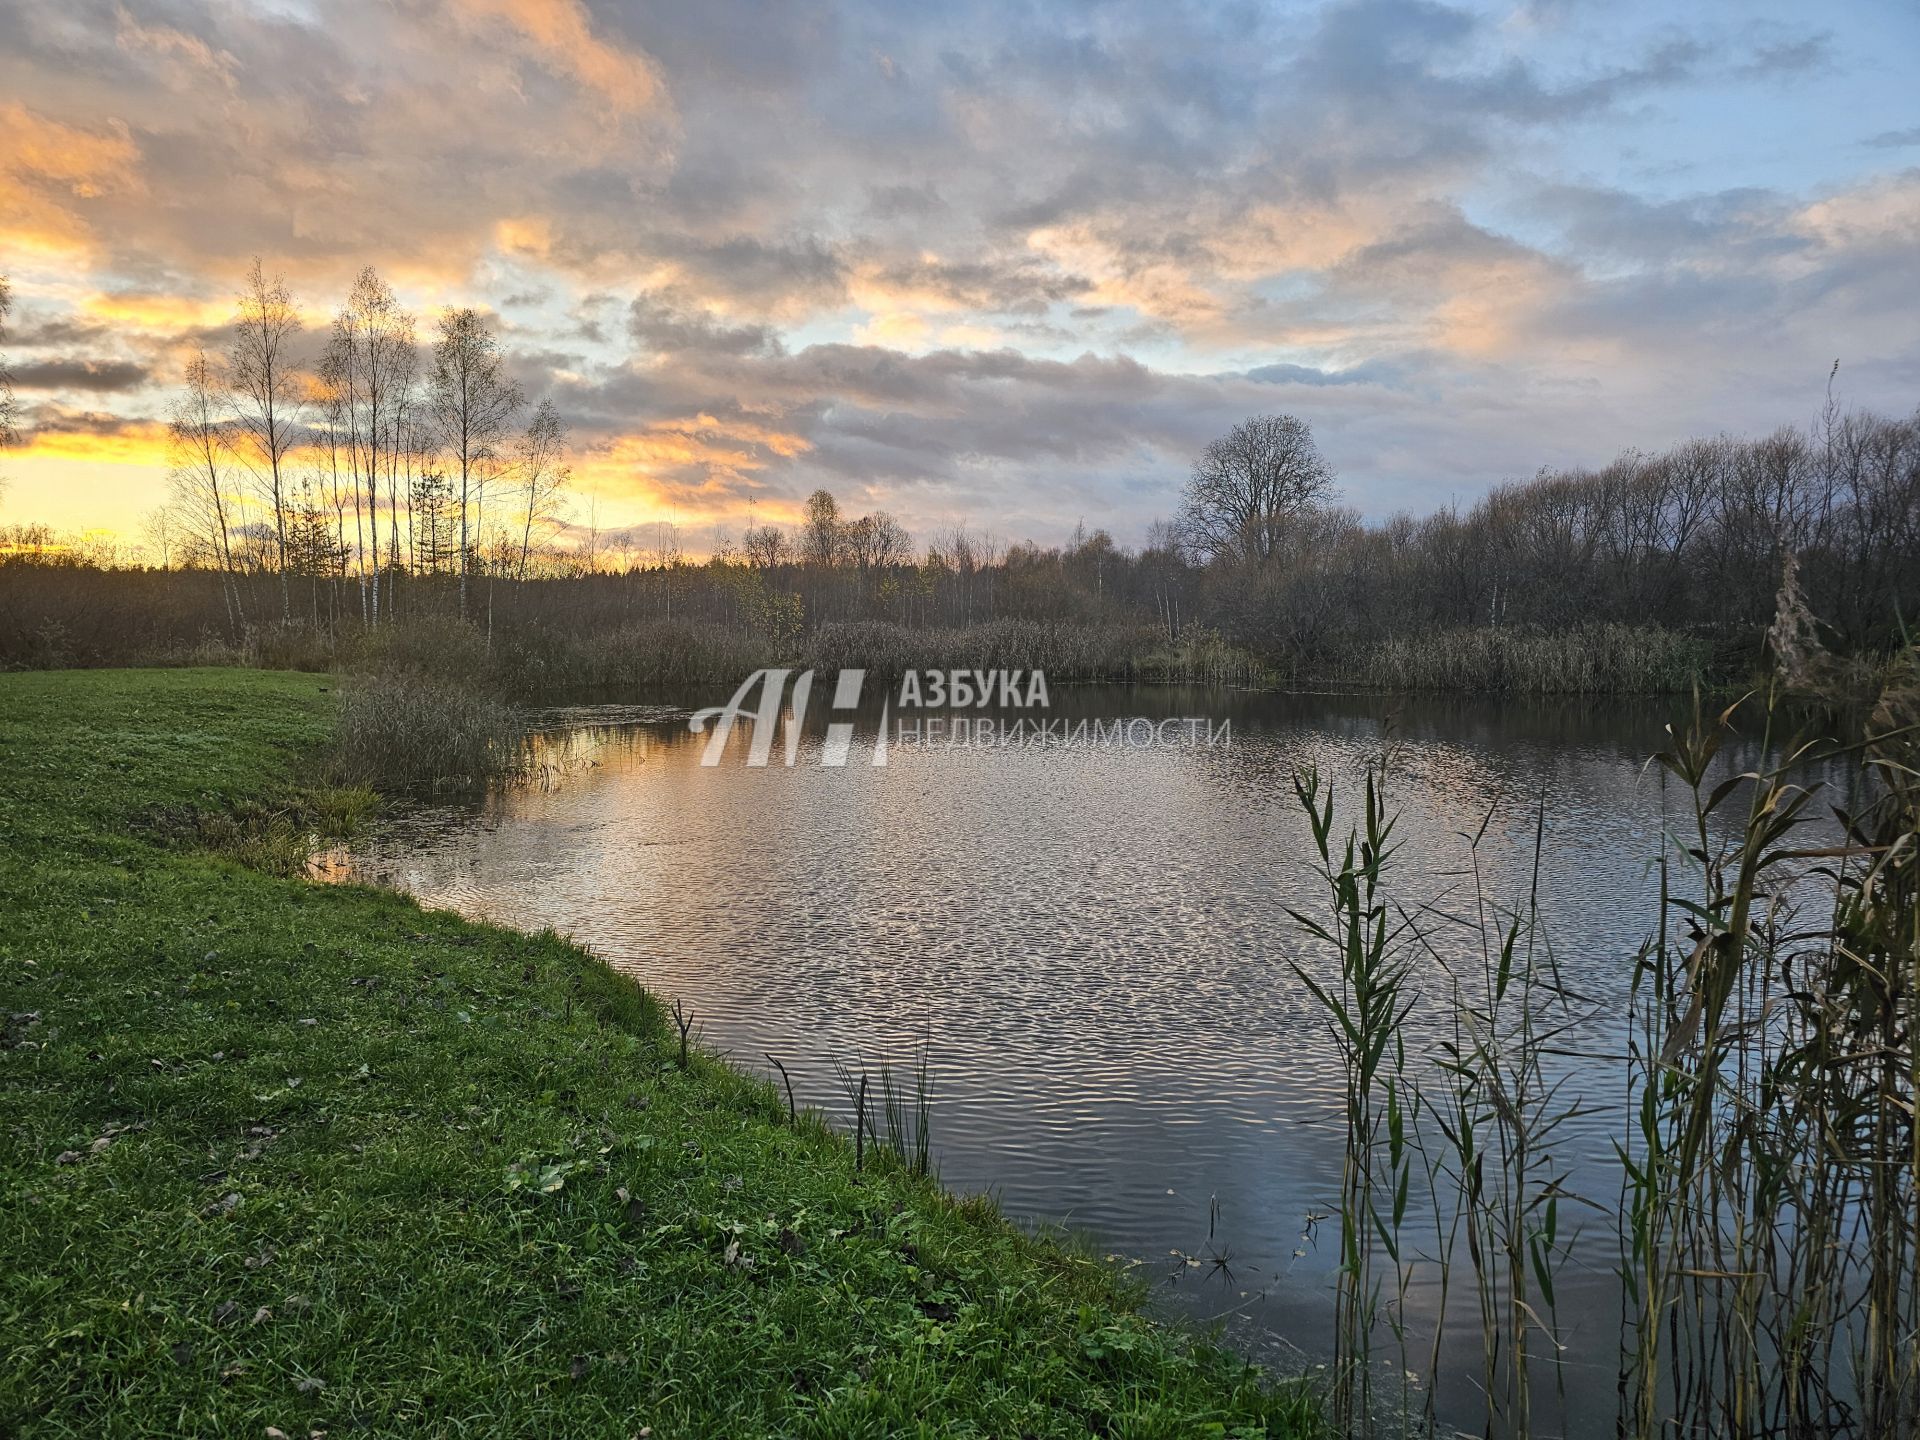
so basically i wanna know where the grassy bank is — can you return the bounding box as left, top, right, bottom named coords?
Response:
left=0, top=669, right=1316, bottom=1438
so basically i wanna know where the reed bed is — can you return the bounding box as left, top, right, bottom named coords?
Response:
left=1614, top=675, right=1920, bottom=1438
left=1353, top=622, right=1709, bottom=694
left=802, top=617, right=1269, bottom=686
left=1288, top=760, right=1583, bottom=1437
left=329, top=671, right=525, bottom=792
left=1288, top=648, right=1920, bottom=1438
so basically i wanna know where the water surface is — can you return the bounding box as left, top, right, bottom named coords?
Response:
left=329, top=685, right=1846, bottom=1434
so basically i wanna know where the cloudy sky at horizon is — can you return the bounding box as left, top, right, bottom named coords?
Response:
left=2, top=0, right=1917, bottom=553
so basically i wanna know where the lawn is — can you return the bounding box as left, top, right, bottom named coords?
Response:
left=0, top=668, right=1318, bottom=1438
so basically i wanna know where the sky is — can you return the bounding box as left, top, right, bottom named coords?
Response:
left=1, top=0, right=1917, bottom=554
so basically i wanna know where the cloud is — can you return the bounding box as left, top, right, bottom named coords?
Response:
left=1734, top=32, right=1831, bottom=79
left=628, top=294, right=784, bottom=358
left=1863, top=127, right=1920, bottom=151
left=9, top=358, right=150, bottom=392
left=0, top=102, right=143, bottom=256
left=12, top=406, right=170, bottom=462
left=0, top=0, right=1916, bottom=550
left=447, top=0, right=667, bottom=116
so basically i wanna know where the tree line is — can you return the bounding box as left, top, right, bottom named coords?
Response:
left=1181, top=401, right=1920, bottom=661
left=1, top=255, right=1916, bottom=674
left=637, top=398, right=1920, bottom=666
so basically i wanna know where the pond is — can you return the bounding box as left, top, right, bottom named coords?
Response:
left=324, top=682, right=1854, bottom=1436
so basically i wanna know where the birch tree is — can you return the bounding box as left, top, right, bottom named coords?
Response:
left=428, top=307, right=521, bottom=615
left=324, top=268, right=415, bottom=624
left=512, top=398, right=569, bottom=579
left=227, top=259, right=304, bottom=618
left=168, top=350, right=245, bottom=634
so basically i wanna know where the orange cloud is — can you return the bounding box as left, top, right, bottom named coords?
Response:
left=113, top=11, right=240, bottom=90
left=449, top=0, right=666, bottom=116
left=1026, top=222, right=1225, bottom=329
left=565, top=415, right=813, bottom=527
left=1792, top=172, right=1920, bottom=256
left=0, top=103, right=143, bottom=256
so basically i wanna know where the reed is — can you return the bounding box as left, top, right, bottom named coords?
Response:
left=1615, top=672, right=1920, bottom=1437
left=833, top=1049, right=934, bottom=1179
left=1287, top=643, right=1918, bottom=1438
left=1353, top=622, right=1709, bottom=694
left=328, top=671, right=524, bottom=792
left=1405, top=790, right=1584, bottom=1436
left=1285, top=762, right=1416, bottom=1436
left=802, top=617, right=1268, bottom=686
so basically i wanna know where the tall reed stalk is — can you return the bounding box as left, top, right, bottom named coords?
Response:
left=1404, top=791, right=1583, bottom=1437
left=1286, top=763, right=1415, bottom=1437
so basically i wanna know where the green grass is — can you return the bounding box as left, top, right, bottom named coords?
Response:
left=0, top=668, right=1319, bottom=1438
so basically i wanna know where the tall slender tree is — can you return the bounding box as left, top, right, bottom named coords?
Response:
left=167, top=350, right=244, bottom=634
left=227, top=259, right=305, bottom=618
left=324, top=268, right=415, bottom=625
left=427, top=307, right=522, bottom=616
left=512, top=398, right=569, bottom=580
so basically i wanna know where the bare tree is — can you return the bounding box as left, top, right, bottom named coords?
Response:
left=742, top=521, right=790, bottom=569
left=1179, top=413, right=1335, bottom=567
left=142, top=505, right=177, bottom=569
left=649, top=519, right=682, bottom=569
left=325, top=268, right=416, bottom=624
left=227, top=259, right=305, bottom=618
left=168, top=349, right=245, bottom=633
left=511, top=398, right=569, bottom=579
left=428, top=307, right=522, bottom=616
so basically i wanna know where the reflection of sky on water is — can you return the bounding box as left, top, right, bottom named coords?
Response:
left=333, top=687, right=1853, bottom=1436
